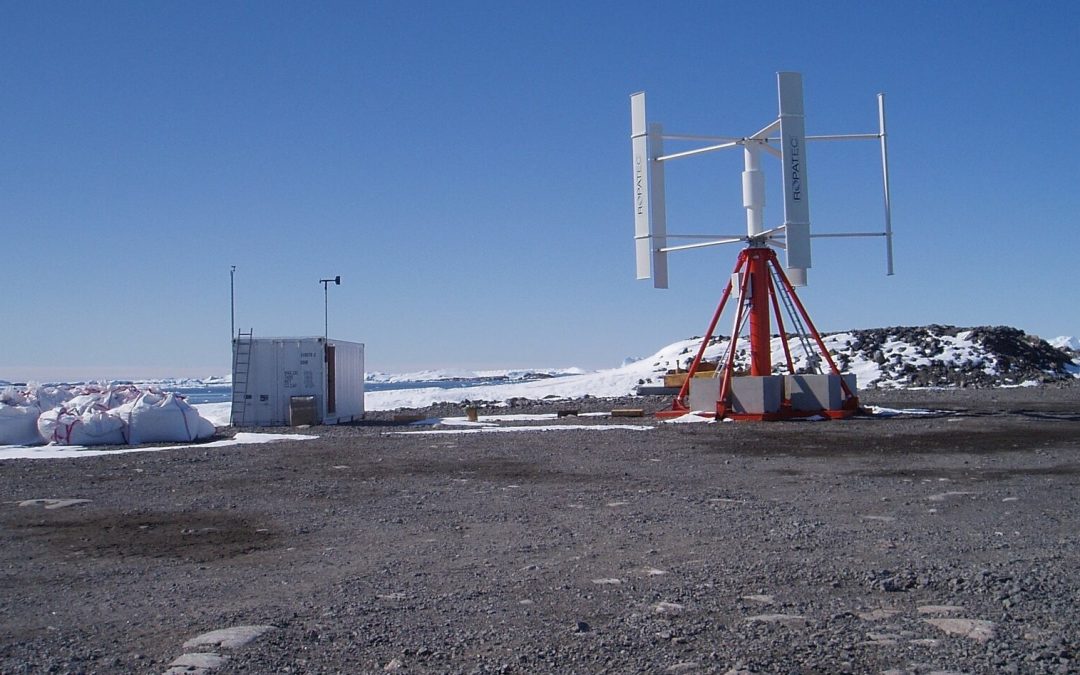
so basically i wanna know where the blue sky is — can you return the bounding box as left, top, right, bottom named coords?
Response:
left=2, top=1, right=1078, bottom=381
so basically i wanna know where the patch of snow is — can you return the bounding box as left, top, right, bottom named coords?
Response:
left=848, top=358, right=882, bottom=388
left=864, top=406, right=947, bottom=417
left=662, top=413, right=715, bottom=424
left=0, top=432, right=316, bottom=461
left=387, top=424, right=653, bottom=436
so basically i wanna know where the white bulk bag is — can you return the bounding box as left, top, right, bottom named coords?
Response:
left=37, top=407, right=126, bottom=446
left=120, top=392, right=215, bottom=444
left=63, top=394, right=105, bottom=415
left=28, top=384, right=73, bottom=411
left=1, top=386, right=29, bottom=406
left=0, top=404, right=44, bottom=446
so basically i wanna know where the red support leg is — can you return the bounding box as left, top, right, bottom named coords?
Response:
left=747, top=249, right=772, bottom=377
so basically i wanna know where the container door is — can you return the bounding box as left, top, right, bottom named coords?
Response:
left=325, top=344, right=336, bottom=415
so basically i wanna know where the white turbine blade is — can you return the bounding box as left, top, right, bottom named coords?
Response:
left=777, top=72, right=811, bottom=284
left=631, top=92, right=651, bottom=281
left=878, top=92, right=895, bottom=276
left=631, top=94, right=668, bottom=287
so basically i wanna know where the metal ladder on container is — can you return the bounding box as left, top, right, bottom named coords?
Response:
left=231, top=330, right=253, bottom=426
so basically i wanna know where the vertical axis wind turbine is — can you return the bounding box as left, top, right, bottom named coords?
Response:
left=630, top=72, right=894, bottom=421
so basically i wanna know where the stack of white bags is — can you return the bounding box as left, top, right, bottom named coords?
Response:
left=0, top=383, right=216, bottom=447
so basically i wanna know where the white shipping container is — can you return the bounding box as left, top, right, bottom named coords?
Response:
left=232, top=337, right=364, bottom=426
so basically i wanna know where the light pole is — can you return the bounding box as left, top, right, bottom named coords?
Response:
left=319, top=275, right=341, bottom=340
left=230, top=265, right=236, bottom=340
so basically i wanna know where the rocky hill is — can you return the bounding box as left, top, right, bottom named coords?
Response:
left=647, top=324, right=1079, bottom=390
left=828, top=325, right=1076, bottom=388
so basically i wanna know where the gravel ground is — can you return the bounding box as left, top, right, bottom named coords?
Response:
left=1, top=384, right=1078, bottom=674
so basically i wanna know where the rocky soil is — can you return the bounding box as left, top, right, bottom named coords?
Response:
left=1, top=384, right=1078, bottom=674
